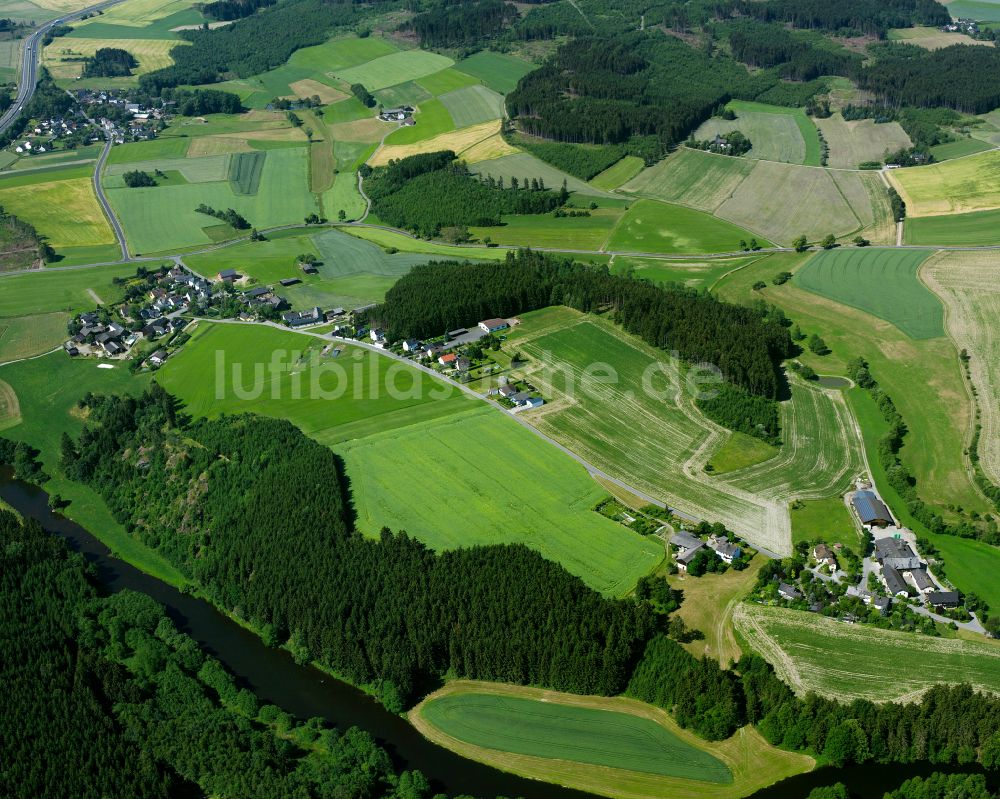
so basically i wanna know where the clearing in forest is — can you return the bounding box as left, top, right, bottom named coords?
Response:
left=922, top=251, right=1000, bottom=484
left=693, top=101, right=819, bottom=166
left=734, top=603, right=1000, bottom=701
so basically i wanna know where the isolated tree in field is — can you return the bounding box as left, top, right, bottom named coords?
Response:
left=799, top=365, right=817, bottom=380
left=749, top=238, right=759, bottom=250
left=123, top=170, right=156, bottom=188
left=808, top=334, right=830, bottom=355
left=793, top=235, right=809, bottom=252
left=753, top=280, right=767, bottom=290
left=739, top=239, right=747, bottom=251
left=821, top=234, right=837, bottom=249
left=853, top=235, right=870, bottom=247
left=773, top=271, right=792, bottom=285
left=338, top=209, right=346, bottom=221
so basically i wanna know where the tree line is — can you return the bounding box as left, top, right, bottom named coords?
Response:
left=0, top=506, right=445, bottom=799
left=373, top=250, right=792, bottom=399
left=363, top=151, right=564, bottom=236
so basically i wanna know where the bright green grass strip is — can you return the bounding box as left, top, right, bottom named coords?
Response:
left=790, top=496, right=860, bottom=550
left=905, top=208, right=1000, bottom=246
left=728, top=100, right=821, bottom=166
left=324, top=97, right=372, bottom=125
left=334, top=50, right=454, bottom=92
left=106, top=137, right=189, bottom=164
left=384, top=98, right=454, bottom=145
left=929, top=138, right=993, bottom=161
left=606, top=198, right=772, bottom=254
left=590, top=155, right=644, bottom=190
left=343, top=227, right=509, bottom=260
left=416, top=67, right=479, bottom=95
left=707, top=432, right=778, bottom=475
left=793, top=248, right=941, bottom=339
left=0, top=165, right=92, bottom=188
left=421, top=693, right=732, bottom=782
left=454, top=51, right=536, bottom=94
left=228, top=151, right=266, bottom=195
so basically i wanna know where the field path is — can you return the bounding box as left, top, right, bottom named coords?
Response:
left=86, top=288, right=105, bottom=305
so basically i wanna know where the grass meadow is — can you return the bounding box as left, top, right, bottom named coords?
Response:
left=814, top=115, right=912, bottom=169
left=707, top=432, right=778, bottom=475
left=734, top=603, right=1000, bottom=701
left=606, top=199, right=772, bottom=253
left=469, top=151, right=614, bottom=198
left=905, top=208, right=1000, bottom=246
left=889, top=149, right=1000, bottom=216
left=383, top=99, right=454, bottom=145
left=415, top=67, right=478, bottom=95
left=611, top=255, right=761, bottom=291
left=158, top=322, right=661, bottom=595
left=928, top=137, right=993, bottom=162
left=43, top=37, right=184, bottom=85
left=789, top=496, right=860, bottom=550
left=471, top=205, right=624, bottom=250
left=694, top=101, right=820, bottom=166
left=793, top=248, right=943, bottom=339
left=453, top=51, right=536, bottom=94
left=412, top=681, right=813, bottom=799
left=334, top=49, right=454, bottom=91
left=439, top=84, right=505, bottom=128
left=590, top=156, right=645, bottom=190
left=0, top=312, right=70, bottom=363
left=343, top=227, right=508, bottom=260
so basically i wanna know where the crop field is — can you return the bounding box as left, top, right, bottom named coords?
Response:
left=334, top=50, right=454, bottom=91
left=43, top=37, right=183, bottom=82
left=454, top=51, right=536, bottom=94
left=0, top=312, right=69, bottom=363
left=590, top=156, right=645, bottom=190
left=106, top=146, right=315, bottom=253
left=734, top=603, right=1000, bottom=701
left=412, top=681, right=813, bottom=799
left=790, top=496, right=860, bottom=550
left=106, top=152, right=230, bottom=184
left=228, top=151, right=265, bottom=194
left=384, top=99, right=454, bottom=145
left=419, top=691, right=732, bottom=781
left=159, top=322, right=661, bottom=595
left=887, top=25, right=993, bottom=48
left=439, top=85, right=505, bottom=128
left=460, top=132, right=520, bottom=164
left=714, top=254, right=988, bottom=517
left=416, top=67, right=478, bottom=95
left=611, top=255, right=760, bottom=291
left=623, top=149, right=891, bottom=245
left=606, top=199, right=771, bottom=254
left=929, top=137, right=993, bottom=161
left=369, top=119, right=501, bottom=166
left=905, top=208, right=1000, bottom=245
left=0, top=169, right=114, bottom=248
left=923, top=251, right=1000, bottom=483
left=0, top=263, right=133, bottom=319
left=471, top=206, right=624, bottom=250
left=814, top=115, right=912, bottom=169
left=793, top=248, right=942, bottom=339
left=70, top=0, right=197, bottom=29
left=507, top=308, right=790, bottom=555
left=888, top=149, right=1000, bottom=216
left=946, top=0, right=1000, bottom=20
left=694, top=101, right=820, bottom=166
left=469, top=152, right=613, bottom=198
left=372, top=81, right=432, bottom=109
left=107, top=137, right=189, bottom=164
left=343, top=227, right=508, bottom=260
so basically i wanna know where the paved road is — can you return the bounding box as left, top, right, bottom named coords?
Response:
left=0, top=0, right=128, bottom=135
left=92, top=137, right=129, bottom=260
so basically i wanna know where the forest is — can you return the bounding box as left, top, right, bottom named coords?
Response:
left=364, top=151, right=564, bottom=236
left=723, top=20, right=860, bottom=81
left=61, top=384, right=654, bottom=708
left=199, top=0, right=277, bottom=22
left=82, top=47, right=138, bottom=78
left=0, top=507, right=437, bottom=799
left=406, top=0, right=518, bottom=48
left=696, top=382, right=781, bottom=442
left=162, top=87, right=244, bottom=115
left=506, top=134, right=650, bottom=179
left=373, top=250, right=792, bottom=399
left=728, top=0, right=949, bottom=37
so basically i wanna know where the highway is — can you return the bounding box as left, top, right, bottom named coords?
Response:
left=0, top=0, right=127, bottom=135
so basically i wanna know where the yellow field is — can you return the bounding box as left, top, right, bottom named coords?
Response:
left=0, top=177, right=114, bottom=247
left=328, top=117, right=393, bottom=144
left=410, top=681, right=814, bottom=799
left=29, top=0, right=98, bottom=11
left=71, top=0, right=193, bottom=26
left=43, top=38, right=185, bottom=79
left=889, top=149, right=1000, bottom=216
left=888, top=26, right=993, bottom=50
left=461, top=132, right=520, bottom=164
left=369, top=119, right=502, bottom=166
left=186, top=136, right=254, bottom=157
left=287, top=79, right=348, bottom=104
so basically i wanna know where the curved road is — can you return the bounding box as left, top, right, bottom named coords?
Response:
left=93, top=136, right=130, bottom=260
left=0, top=0, right=128, bottom=135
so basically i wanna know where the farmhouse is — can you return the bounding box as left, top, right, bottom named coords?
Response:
left=883, top=566, right=909, bottom=597
left=670, top=531, right=705, bottom=572
left=874, top=537, right=921, bottom=571
left=909, top=568, right=935, bottom=594
left=851, top=490, right=893, bottom=527
left=927, top=591, right=960, bottom=610
left=709, top=535, right=741, bottom=564
left=216, top=269, right=240, bottom=282
left=379, top=106, right=414, bottom=122
left=812, top=543, right=838, bottom=569
left=282, top=307, right=323, bottom=327
left=873, top=596, right=892, bottom=614
left=479, top=318, right=509, bottom=334
left=497, top=384, right=517, bottom=399
left=438, top=353, right=458, bottom=367
left=148, top=349, right=168, bottom=367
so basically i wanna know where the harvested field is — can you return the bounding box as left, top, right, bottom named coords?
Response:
left=0, top=173, right=115, bottom=248
left=694, top=101, right=818, bottom=165
left=923, top=251, right=1000, bottom=483
left=286, top=79, right=348, bottom=104
left=734, top=603, right=1000, bottom=701
left=186, top=136, right=253, bottom=157
left=460, top=133, right=520, bottom=164
left=888, top=149, right=1000, bottom=216
left=328, top=117, right=393, bottom=145
left=621, top=148, right=755, bottom=212
left=887, top=25, right=994, bottom=48
left=815, top=115, right=912, bottom=168
left=0, top=377, right=20, bottom=429
left=369, top=119, right=500, bottom=166
left=43, top=37, right=184, bottom=80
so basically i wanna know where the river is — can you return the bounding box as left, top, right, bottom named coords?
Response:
left=2, top=470, right=996, bottom=799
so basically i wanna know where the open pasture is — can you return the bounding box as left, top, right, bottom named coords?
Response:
left=418, top=689, right=732, bottom=782
left=0, top=170, right=114, bottom=248
left=611, top=256, right=762, bottom=291
left=439, top=84, right=505, bottom=128
left=606, top=199, right=771, bottom=254
left=342, top=227, right=508, bottom=260
left=814, top=115, right=912, bottom=169
left=107, top=137, right=189, bottom=163
left=790, top=496, right=860, bottom=550
left=471, top=205, right=624, bottom=250
left=734, top=603, right=1000, bottom=701
left=412, top=681, right=812, bottom=799
left=228, top=151, right=265, bottom=194
left=43, top=37, right=183, bottom=82
left=106, top=146, right=315, bottom=253
left=373, top=81, right=432, bottom=109
left=929, top=137, right=993, bottom=161
left=454, top=51, right=536, bottom=94
left=383, top=99, right=454, bottom=145
left=590, top=156, right=645, bottom=191
left=889, top=149, right=1000, bottom=216
left=0, top=312, right=70, bottom=364
left=923, top=251, right=1000, bottom=483
left=707, top=432, right=778, bottom=475
left=334, top=49, right=454, bottom=91
left=905, top=207, right=1000, bottom=245
left=415, top=67, right=478, bottom=96
left=0, top=263, right=134, bottom=319
left=793, top=248, right=942, bottom=339
left=369, top=119, right=501, bottom=166
left=694, top=101, right=818, bottom=166
left=469, top=151, right=613, bottom=198
left=106, top=152, right=230, bottom=184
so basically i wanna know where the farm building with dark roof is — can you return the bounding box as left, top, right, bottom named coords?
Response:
left=851, top=490, right=893, bottom=527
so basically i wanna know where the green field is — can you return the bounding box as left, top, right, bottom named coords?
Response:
left=334, top=49, right=454, bottom=91
left=343, top=227, right=509, bottom=260
left=416, top=67, right=478, bottom=95
left=384, top=99, right=454, bottom=145
left=0, top=312, right=70, bottom=364
left=470, top=152, right=613, bottom=198
left=420, top=691, right=732, bottom=782
left=622, top=146, right=756, bottom=210
left=793, top=248, right=942, bottom=339
left=814, top=115, right=912, bottom=169
left=735, top=603, right=1000, bottom=701
left=929, top=137, right=993, bottom=161
left=454, top=51, right=536, bottom=94
left=790, top=496, right=860, bottom=550
left=373, top=81, right=432, bottom=110
left=107, top=137, right=189, bottom=164
left=590, top=156, right=645, bottom=191
left=228, top=151, right=265, bottom=194
left=889, top=148, right=1000, bottom=216
left=694, top=101, right=820, bottom=166
left=471, top=205, right=624, bottom=250
left=606, top=199, right=772, bottom=254
left=707, top=432, right=778, bottom=475
left=905, top=208, right=1000, bottom=246
left=105, top=152, right=230, bottom=186
left=106, top=146, right=316, bottom=253
left=947, top=0, right=1000, bottom=21
left=158, top=322, right=661, bottom=595
left=0, top=263, right=135, bottom=318
left=611, top=255, right=760, bottom=291
left=439, top=84, right=505, bottom=128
